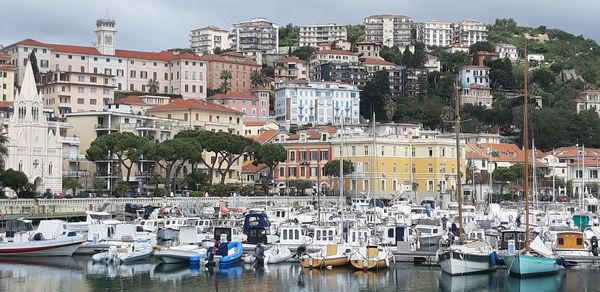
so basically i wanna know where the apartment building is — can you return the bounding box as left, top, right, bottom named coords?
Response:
left=199, top=52, right=261, bottom=93
left=273, top=127, right=336, bottom=194
left=274, top=56, right=309, bottom=82
left=39, top=71, right=115, bottom=117
left=459, top=65, right=492, bottom=108
left=357, top=41, right=382, bottom=58
left=575, top=90, right=600, bottom=114
left=274, top=81, right=360, bottom=127
left=309, top=49, right=359, bottom=70
left=330, top=131, right=463, bottom=201
left=311, top=62, right=369, bottom=87
left=362, top=57, right=395, bottom=77
left=453, top=19, right=488, bottom=47
left=298, top=24, right=347, bottom=48
left=419, top=20, right=453, bottom=47
left=364, top=14, right=413, bottom=48
left=0, top=52, right=14, bottom=102
left=190, top=26, right=231, bottom=55
left=1, top=19, right=207, bottom=99
left=229, top=17, right=279, bottom=54
left=65, top=104, right=181, bottom=191
left=495, top=43, right=518, bottom=61
left=207, top=89, right=270, bottom=118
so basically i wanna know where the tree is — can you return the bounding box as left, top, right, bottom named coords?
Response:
left=93, top=178, right=106, bottom=191
left=250, top=71, right=266, bottom=88
left=1, top=169, right=31, bottom=198
left=291, top=46, right=316, bottom=61
left=359, top=70, right=391, bottom=121
left=219, top=70, right=232, bottom=93
left=401, top=46, right=413, bottom=66
left=261, top=66, right=275, bottom=78
left=212, top=133, right=258, bottom=184
left=113, top=182, right=129, bottom=197
left=0, top=133, right=8, bottom=171
left=323, top=160, right=355, bottom=177
left=86, top=132, right=152, bottom=183
left=147, top=79, right=160, bottom=94
left=288, top=179, right=313, bottom=195
left=469, top=42, right=495, bottom=54
left=279, top=23, right=299, bottom=47
left=28, top=51, right=41, bottom=87
left=62, top=177, right=81, bottom=197
left=152, top=136, right=203, bottom=192
left=346, top=25, right=365, bottom=49
left=253, top=144, right=287, bottom=194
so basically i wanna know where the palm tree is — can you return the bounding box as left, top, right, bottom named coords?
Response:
left=250, top=71, right=265, bottom=89
left=147, top=79, right=160, bottom=94
left=219, top=70, right=232, bottom=93
left=0, top=133, right=8, bottom=171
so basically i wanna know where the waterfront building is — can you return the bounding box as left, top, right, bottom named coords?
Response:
left=495, top=43, right=518, bottom=61
left=364, top=14, right=413, bottom=48
left=207, top=89, right=270, bottom=118
left=274, top=80, right=360, bottom=127
left=5, top=62, right=63, bottom=195
left=459, top=65, right=493, bottom=108
left=199, top=53, right=261, bottom=94
left=190, top=26, right=231, bottom=55
left=274, top=56, right=309, bottom=82
left=356, top=41, right=383, bottom=58
left=1, top=19, right=207, bottom=99
left=0, top=53, right=14, bottom=102
left=419, top=20, right=453, bottom=47
left=39, top=70, right=115, bottom=118
left=575, top=89, right=600, bottom=114
left=452, top=19, right=488, bottom=47
left=330, top=128, right=463, bottom=202
left=229, top=17, right=279, bottom=54
left=273, top=127, right=336, bottom=194
left=298, top=24, right=347, bottom=48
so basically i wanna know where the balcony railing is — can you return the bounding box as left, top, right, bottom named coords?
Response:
left=63, top=170, right=90, bottom=177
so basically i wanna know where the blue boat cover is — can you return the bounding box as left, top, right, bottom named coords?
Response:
left=243, top=213, right=271, bottom=234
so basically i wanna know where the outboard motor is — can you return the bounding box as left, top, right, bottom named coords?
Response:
left=254, top=244, right=265, bottom=268
left=32, top=233, right=44, bottom=241
left=591, top=236, right=599, bottom=256
left=295, top=245, right=307, bottom=258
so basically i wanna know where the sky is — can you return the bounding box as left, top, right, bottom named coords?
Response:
left=1, top=0, right=599, bottom=52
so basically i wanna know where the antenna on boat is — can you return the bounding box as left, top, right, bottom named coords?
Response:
left=524, top=41, right=531, bottom=249
left=454, top=81, right=464, bottom=244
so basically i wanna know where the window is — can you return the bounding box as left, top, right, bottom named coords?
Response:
left=279, top=167, right=285, bottom=177
left=288, top=167, right=297, bottom=177
left=428, top=147, right=433, bottom=157
left=77, top=98, right=84, bottom=104
left=300, top=167, right=305, bottom=177
left=310, top=151, right=318, bottom=161
left=90, top=77, right=97, bottom=83
left=364, top=146, right=369, bottom=155
left=183, top=113, right=188, bottom=121
left=78, top=87, right=84, bottom=93
left=90, top=99, right=97, bottom=105
left=412, top=147, right=416, bottom=157
left=289, top=151, right=296, bottom=161
left=428, top=164, right=433, bottom=173
left=320, top=151, right=329, bottom=160
left=130, top=70, right=136, bottom=78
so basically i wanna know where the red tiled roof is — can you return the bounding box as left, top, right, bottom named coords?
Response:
left=568, top=159, right=600, bottom=167
left=553, top=146, right=600, bottom=158
left=315, top=49, right=356, bottom=56
left=242, top=163, right=268, bottom=173
left=244, top=121, right=267, bottom=127
left=51, top=44, right=100, bottom=55
left=275, top=56, right=307, bottom=63
left=467, top=143, right=526, bottom=163
left=222, top=51, right=246, bottom=57
left=208, top=91, right=257, bottom=100
left=115, top=49, right=173, bottom=61
left=148, top=98, right=242, bottom=114
left=0, top=101, right=14, bottom=108
left=170, top=53, right=201, bottom=61
left=198, top=54, right=260, bottom=67
left=115, top=95, right=146, bottom=105
left=11, top=39, right=48, bottom=47
left=288, top=126, right=337, bottom=140
left=253, top=129, right=279, bottom=144
left=361, top=57, right=394, bottom=66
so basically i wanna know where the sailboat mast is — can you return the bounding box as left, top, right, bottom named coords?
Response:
left=524, top=43, right=531, bottom=249
left=454, top=82, right=464, bottom=243
left=339, top=111, right=345, bottom=207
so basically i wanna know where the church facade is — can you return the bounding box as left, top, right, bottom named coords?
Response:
left=5, top=61, right=62, bottom=195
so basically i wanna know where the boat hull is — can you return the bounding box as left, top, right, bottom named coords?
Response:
left=155, top=249, right=205, bottom=264
left=157, top=229, right=179, bottom=241
left=350, top=258, right=390, bottom=270
left=299, top=255, right=349, bottom=269
left=420, top=235, right=442, bottom=246
left=438, top=250, right=495, bottom=275
left=504, top=254, right=561, bottom=276
left=0, top=236, right=85, bottom=257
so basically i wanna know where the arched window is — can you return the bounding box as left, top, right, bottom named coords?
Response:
left=18, top=161, right=23, bottom=172
left=48, top=162, right=53, bottom=175
left=209, top=115, right=212, bottom=122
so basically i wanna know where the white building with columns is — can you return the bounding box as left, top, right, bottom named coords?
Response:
left=5, top=61, right=63, bottom=195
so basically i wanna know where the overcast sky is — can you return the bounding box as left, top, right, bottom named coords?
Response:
left=1, top=0, right=598, bottom=51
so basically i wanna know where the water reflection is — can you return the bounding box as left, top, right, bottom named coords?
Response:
left=0, top=258, right=592, bottom=292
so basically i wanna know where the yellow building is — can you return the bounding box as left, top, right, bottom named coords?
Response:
left=331, top=133, right=465, bottom=201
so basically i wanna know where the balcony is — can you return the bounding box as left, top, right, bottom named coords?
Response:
left=63, top=170, right=90, bottom=177
left=61, top=136, right=80, bottom=145
left=95, top=124, right=118, bottom=131
left=63, top=153, right=87, bottom=161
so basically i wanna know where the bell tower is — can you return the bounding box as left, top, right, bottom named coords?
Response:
left=95, top=18, right=116, bottom=55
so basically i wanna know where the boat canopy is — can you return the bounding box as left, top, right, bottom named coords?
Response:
left=243, top=213, right=271, bottom=234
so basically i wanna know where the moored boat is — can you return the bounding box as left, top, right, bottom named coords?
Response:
left=438, top=241, right=497, bottom=275
left=0, top=220, right=85, bottom=257
left=299, top=243, right=350, bottom=269
left=349, top=245, right=394, bottom=270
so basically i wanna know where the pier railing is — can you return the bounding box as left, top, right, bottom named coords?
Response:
left=0, top=196, right=340, bottom=216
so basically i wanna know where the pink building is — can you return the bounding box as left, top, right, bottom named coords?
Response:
left=207, top=89, right=270, bottom=118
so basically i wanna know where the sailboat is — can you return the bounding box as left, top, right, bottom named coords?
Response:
left=437, top=83, right=496, bottom=275
left=503, top=43, right=563, bottom=276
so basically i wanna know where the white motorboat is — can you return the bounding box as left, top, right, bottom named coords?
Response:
left=415, top=219, right=444, bottom=246
left=93, top=242, right=154, bottom=264
left=265, top=244, right=293, bottom=264
left=154, top=226, right=208, bottom=264
left=438, top=241, right=497, bottom=275
left=0, top=220, right=85, bottom=257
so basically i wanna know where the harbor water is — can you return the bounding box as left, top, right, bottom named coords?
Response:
left=0, top=257, right=597, bottom=292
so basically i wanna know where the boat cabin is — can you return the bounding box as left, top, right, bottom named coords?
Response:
left=279, top=225, right=308, bottom=245
left=378, top=225, right=413, bottom=245
left=2, top=219, right=34, bottom=239
left=573, top=214, right=592, bottom=232
left=500, top=229, right=527, bottom=251
left=420, top=197, right=436, bottom=209
left=347, top=227, right=371, bottom=246
left=555, top=231, right=585, bottom=250
left=311, top=226, right=338, bottom=246
left=213, top=226, right=242, bottom=242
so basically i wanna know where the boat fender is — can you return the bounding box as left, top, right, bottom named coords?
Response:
left=591, top=236, right=599, bottom=256
left=489, top=251, right=498, bottom=266
left=190, top=255, right=201, bottom=264
left=556, top=257, right=567, bottom=267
